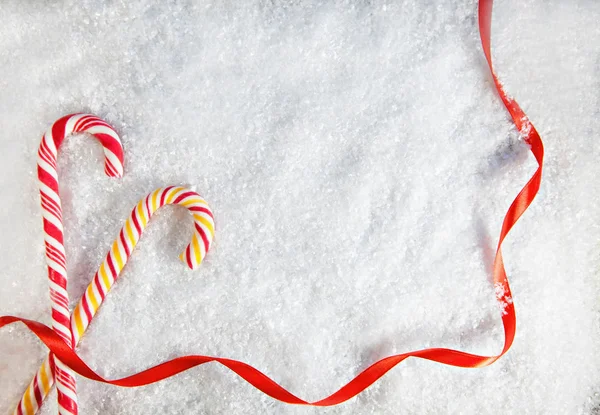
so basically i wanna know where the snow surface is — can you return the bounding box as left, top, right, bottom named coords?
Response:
left=1, top=0, right=599, bottom=414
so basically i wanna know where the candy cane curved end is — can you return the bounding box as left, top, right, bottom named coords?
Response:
left=141, top=186, right=215, bottom=270
left=41, top=113, right=125, bottom=178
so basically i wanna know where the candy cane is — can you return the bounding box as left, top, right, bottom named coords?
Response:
left=15, top=186, right=214, bottom=415
left=15, top=114, right=124, bottom=415
left=71, top=186, right=214, bottom=344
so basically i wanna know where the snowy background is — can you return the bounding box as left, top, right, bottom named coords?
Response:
left=1, top=0, right=599, bottom=414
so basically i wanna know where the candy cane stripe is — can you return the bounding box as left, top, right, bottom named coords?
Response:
left=38, top=147, right=57, bottom=167
left=106, top=255, right=119, bottom=283
left=189, top=205, right=214, bottom=217
left=38, top=182, right=60, bottom=204
left=98, top=264, right=111, bottom=294
left=37, top=159, right=58, bottom=181
left=195, top=227, right=211, bottom=256
left=119, top=230, right=131, bottom=257
left=47, top=266, right=67, bottom=285
left=32, top=374, right=43, bottom=407
left=93, top=276, right=105, bottom=301
left=49, top=307, right=70, bottom=327
left=63, top=114, right=82, bottom=134
left=131, top=207, right=143, bottom=235
left=41, top=199, right=61, bottom=221
left=71, top=306, right=85, bottom=338
left=39, top=136, right=56, bottom=154
left=42, top=210, right=64, bottom=233
left=103, top=148, right=123, bottom=173
left=82, top=290, right=95, bottom=319
left=49, top=295, right=69, bottom=314
left=45, top=247, right=66, bottom=266
left=41, top=132, right=57, bottom=154
left=44, top=237, right=65, bottom=257
left=22, top=385, right=34, bottom=414
left=48, top=317, right=70, bottom=340
left=194, top=214, right=215, bottom=235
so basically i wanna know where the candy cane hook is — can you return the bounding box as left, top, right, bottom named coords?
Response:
left=15, top=114, right=124, bottom=415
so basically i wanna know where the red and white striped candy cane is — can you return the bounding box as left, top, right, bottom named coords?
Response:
left=14, top=114, right=124, bottom=415
left=15, top=186, right=214, bottom=414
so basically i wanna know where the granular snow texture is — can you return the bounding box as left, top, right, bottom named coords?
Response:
left=0, top=0, right=599, bottom=414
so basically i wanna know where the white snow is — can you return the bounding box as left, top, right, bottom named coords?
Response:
left=1, top=0, right=599, bottom=414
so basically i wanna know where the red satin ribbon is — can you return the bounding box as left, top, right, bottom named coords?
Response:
left=1, top=0, right=544, bottom=407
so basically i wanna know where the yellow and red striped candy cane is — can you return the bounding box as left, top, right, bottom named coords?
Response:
left=15, top=186, right=214, bottom=415
left=71, top=186, right=215, bottom=345
left=15, top=114, right=124, bottom=415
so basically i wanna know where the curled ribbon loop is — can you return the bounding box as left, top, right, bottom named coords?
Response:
left=3, top=0, right=544, bottom=410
